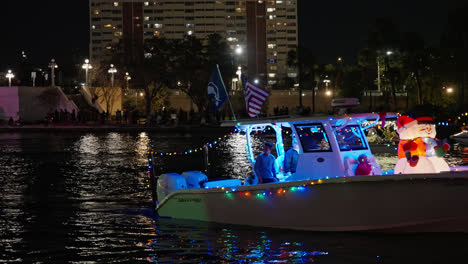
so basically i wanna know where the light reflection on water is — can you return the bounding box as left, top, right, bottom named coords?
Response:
left=0, top=132, right=468, bottom=263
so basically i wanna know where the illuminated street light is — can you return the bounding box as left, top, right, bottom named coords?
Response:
left=254, top=78, right=260, bottom=85
left=386, top=50, right=394, bottom=56
left=124, top=72, right=131, bottom=89
left=48, top=59, right=58, bottom=87
left=108, top=64, right=117, bottom=87
left=326, top=90, right=332, bottom=96
left=447, top=87, right=454, bottom=94
left=235, top=45, right=243, bottom=55
left=82, top=59, right=93, bottom=89
left=6, top=70, right=14, bottom=87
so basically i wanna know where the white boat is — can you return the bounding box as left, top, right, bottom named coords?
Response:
left=451, top=131, right=468, bottom=145
left=148, top=113, right=468, bottom=232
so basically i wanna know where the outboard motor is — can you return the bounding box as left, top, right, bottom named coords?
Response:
left=182, top=171, right=208, bottom=189
left=157, top=173, right=187, bottom=202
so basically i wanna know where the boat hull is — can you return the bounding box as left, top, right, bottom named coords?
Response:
left=156, top=172, right=468, bottom=232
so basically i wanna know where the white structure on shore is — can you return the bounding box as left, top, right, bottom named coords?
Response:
left=0, top=86, right=78, bottom=122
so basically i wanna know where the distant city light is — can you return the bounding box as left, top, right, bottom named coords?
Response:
left=82, top=59, right=93, bottom=89
left=6, top=70, right=15, bottom=87
left=254, top=79, right=259, bottom=84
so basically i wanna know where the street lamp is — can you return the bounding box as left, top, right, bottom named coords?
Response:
left=48, top=59, right=58, bottom=87
left=108, top=64, right=117, bottom=87
left=323, top=78, right=331, bottom=97
left=124, top=72, right=131, bottom=90
left=446, top=87, right=454, bottom=94
left=235, top=45, right=243, bottom=55
left=6, top=70, right=14, bottom=87
left=82, top=59, right=93, bottom=89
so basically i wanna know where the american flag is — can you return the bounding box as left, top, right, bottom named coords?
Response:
left=241, top=74, right=270, bottom=118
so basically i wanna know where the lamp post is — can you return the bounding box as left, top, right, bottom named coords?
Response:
left=108, top=64, right=117, bottom=87
left=323, top=78, right=331, bottom=94
left=124, top=72, right=131, bottom=90
left=48, top=59, right=58, bottom=87
left=82, top=59, right=93, bottom=89
left=235, top=45, right=243, bottom=55
left=6, top=70, right=14, bottom=87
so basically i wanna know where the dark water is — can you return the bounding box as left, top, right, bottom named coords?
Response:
left=1, top=132, right=468, bottom=264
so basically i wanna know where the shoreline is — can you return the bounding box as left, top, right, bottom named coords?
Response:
left=0, top=124, right=232, bottom=133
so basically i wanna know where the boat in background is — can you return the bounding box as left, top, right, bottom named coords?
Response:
left=451, top=127, right=468, bottom=145
left=148, top=113, right=468, bottom=232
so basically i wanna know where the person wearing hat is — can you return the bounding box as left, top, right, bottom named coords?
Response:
left=254, top=142, right=279, bottom=184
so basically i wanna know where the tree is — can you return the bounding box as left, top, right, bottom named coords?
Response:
left=106, top=38, right=176, bottom=116
left=175, top=34, right=234, bottom=114
left=287, top=46, right=318, bottom=110
left=440, top=6, right=468, bottom=110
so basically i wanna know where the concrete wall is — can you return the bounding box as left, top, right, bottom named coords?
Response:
left=164, top=90, right=335, bottom=114
left=0, top=86, right=78, bottom=122
left=165, top=89, right=411, bottom=115
left=0, top=87, right=20, bottom=121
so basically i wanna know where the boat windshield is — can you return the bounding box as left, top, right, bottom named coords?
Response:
left=334, top=125, right=368, bottom=151
left=294, top=123, right=331, bottom=152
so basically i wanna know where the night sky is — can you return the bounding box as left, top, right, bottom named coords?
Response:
left=0, top=0, right=466, bottom=70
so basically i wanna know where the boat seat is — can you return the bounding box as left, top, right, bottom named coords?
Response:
left=203, top=179, right=242, bottom=188
left=182, top=171, right=208, bottom=189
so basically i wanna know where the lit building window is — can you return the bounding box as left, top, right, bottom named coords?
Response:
left=267, top=8, right=276, bottom=12
left=104, top=24, right=112, bottom=28
left=154, top=23, right=163, bottom=28
left=113, top=2, right=119, bottom=7
left=268, top=73, right=276, bottom=78
left=187, top=30, right=193, bottom=35
left=144, top=16, right=150, bottom=21
left=144, top=2, right=149, bottom=6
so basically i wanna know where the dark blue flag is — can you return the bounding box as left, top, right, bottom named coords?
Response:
left=207, top=65, right=228, bottom=110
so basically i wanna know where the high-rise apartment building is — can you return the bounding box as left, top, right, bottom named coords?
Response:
left=89, top=0, right=298, bottom=87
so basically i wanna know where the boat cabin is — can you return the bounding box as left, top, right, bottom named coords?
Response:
left=227, top=113, right=396, bottom=181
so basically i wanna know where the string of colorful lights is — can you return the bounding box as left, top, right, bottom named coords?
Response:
left=147, top=131, right=239, bottom=156
left=441, top=112, right=468, bottom=126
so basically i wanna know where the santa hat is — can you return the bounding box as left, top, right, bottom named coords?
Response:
left=416, top=116, right=434, bottom=124
left=397, top=115, right=418, bottom=131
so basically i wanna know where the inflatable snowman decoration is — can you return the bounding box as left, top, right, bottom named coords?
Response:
left=394, top=115, right=450, bottom=174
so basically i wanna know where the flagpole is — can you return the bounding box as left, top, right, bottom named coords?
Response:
left=217, top=64, right=237, bottom=121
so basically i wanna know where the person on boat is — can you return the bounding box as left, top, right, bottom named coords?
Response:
left=254, top=142, right=278, bottom=184
left=284, top=139, right=299, bottom=175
